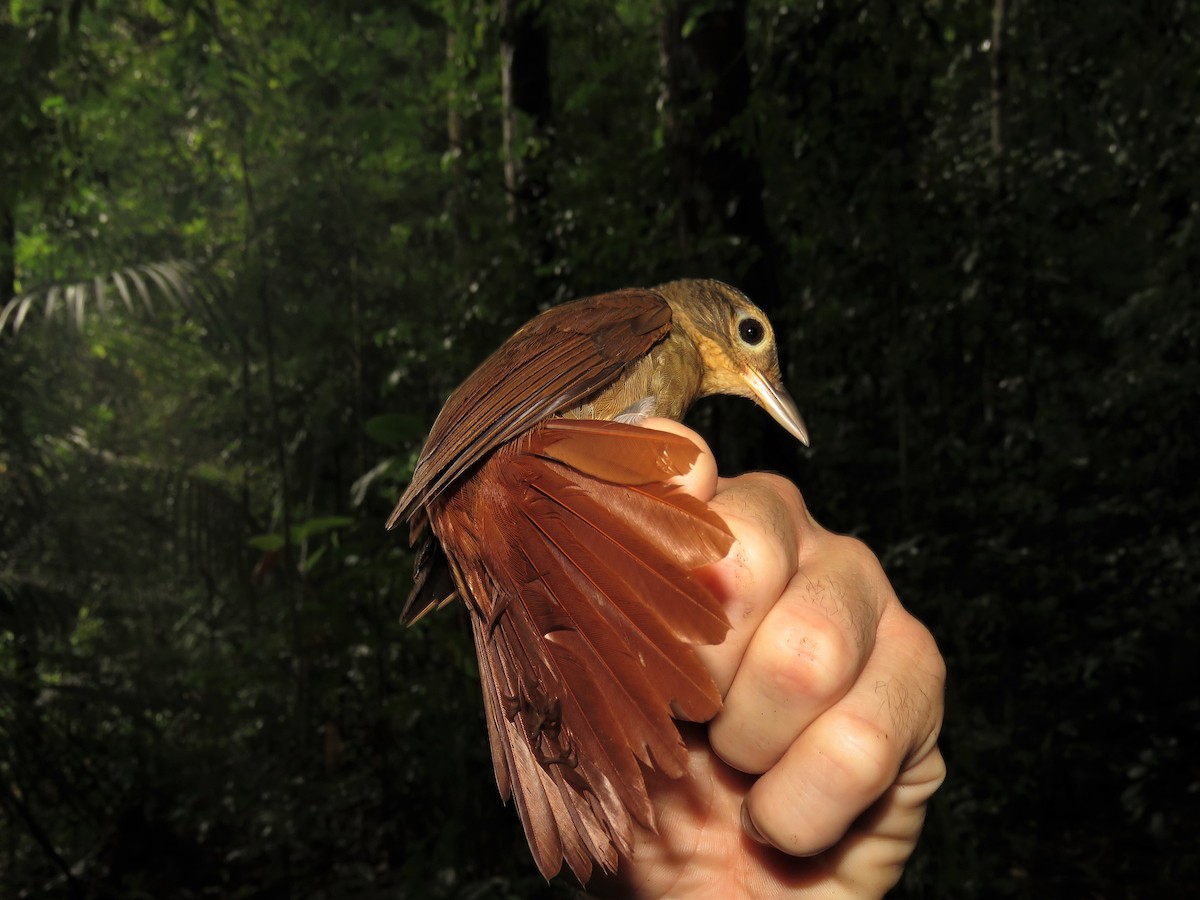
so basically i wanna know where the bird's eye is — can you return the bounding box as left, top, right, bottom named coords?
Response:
left=738, top=317, right=766, bottom=346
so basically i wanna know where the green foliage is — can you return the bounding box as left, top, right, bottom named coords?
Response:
left=1, top=0, right=1197, bottom=897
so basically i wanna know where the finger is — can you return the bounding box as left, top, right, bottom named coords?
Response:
left=814, top=741, right=946, bottom=897
left=742, top=605, right=946, bottom=859
left=689, top=473, right=806, bottom=694
left=638, top=417, right=719, bottom=502
left=709, top=534, right=892, bottom=774
left=633, top=422, right=803, bottom=698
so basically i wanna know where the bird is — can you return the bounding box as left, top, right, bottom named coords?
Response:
left=387, top=278, right=808, bottom=883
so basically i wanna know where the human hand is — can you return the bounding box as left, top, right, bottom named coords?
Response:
left=592, top=419, right=946, bottom=899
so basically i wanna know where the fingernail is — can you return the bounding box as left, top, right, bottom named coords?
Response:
left=741, top=803, right=770, bottom=847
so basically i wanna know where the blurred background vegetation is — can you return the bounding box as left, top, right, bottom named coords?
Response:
left=1, top=0, right=1197, bottom=896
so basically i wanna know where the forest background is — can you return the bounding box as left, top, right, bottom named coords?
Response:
left=2, top=0, right=1197, bottom=897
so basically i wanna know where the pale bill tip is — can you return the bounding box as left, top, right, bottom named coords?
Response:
left=744, top=369, right=810, bottom=447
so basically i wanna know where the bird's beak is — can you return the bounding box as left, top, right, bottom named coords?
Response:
left=742, top=368, right=810, bottom=446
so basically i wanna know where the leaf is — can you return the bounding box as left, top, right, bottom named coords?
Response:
left=247, top=533, right=285, bottom=552
left=350, top=456, right=409, bottom=507
left=290, top=516, right=353, bottom=541
left=0, top=260, right=207, bottom=337
left=248, top=517, right=354, bottom=551
left=365, top=413, right=426, bottom=447
left=303, top=545, right=327, bottom=573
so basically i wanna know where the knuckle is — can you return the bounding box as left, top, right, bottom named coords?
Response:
left=823, top=710, right=899, bottom=798
left=892, top=611, right=947, bottom=691
left=758, top=606, right=858, bottom=703
left=924, top=746, right=948, bottom=786
left=833, top=533, right=886, bottom=578
left=733, top=473, right=807, bottom=528
left=732, top=520, right=794, bottom=595
left=754, top=472, right=806, bottom=508
left=717, top=477, right=803, bottom=591
left=912, top=620, right=947, bottom=689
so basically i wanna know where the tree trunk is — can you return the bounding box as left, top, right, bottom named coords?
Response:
left=660, top=0, right=794, bottom=473
left=500, top=0, right=554, bottom=290
left=0, top=203, right=13, bottom=306
left=990, top=0, right=1008, bottom=189
left=659, top=0, right=780, bottom=310
left=446, top=27, right=472, bottom=179
left=0, top=200, right=32, bottom=482
left=445, top=10, right=485, bottom=274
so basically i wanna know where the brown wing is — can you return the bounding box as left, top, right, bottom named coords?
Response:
left=386, top=289, right=673, bottom=530
left=430, top=419, right=733, bottom=882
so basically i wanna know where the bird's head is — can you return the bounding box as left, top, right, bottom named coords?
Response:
left=656, top=278, right=809, bottom=446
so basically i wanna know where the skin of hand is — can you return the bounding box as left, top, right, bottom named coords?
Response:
left=590, top=419, right=947, bottom=899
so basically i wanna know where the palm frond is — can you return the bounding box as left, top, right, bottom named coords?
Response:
left=0, top=260, right=224, bottom=337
